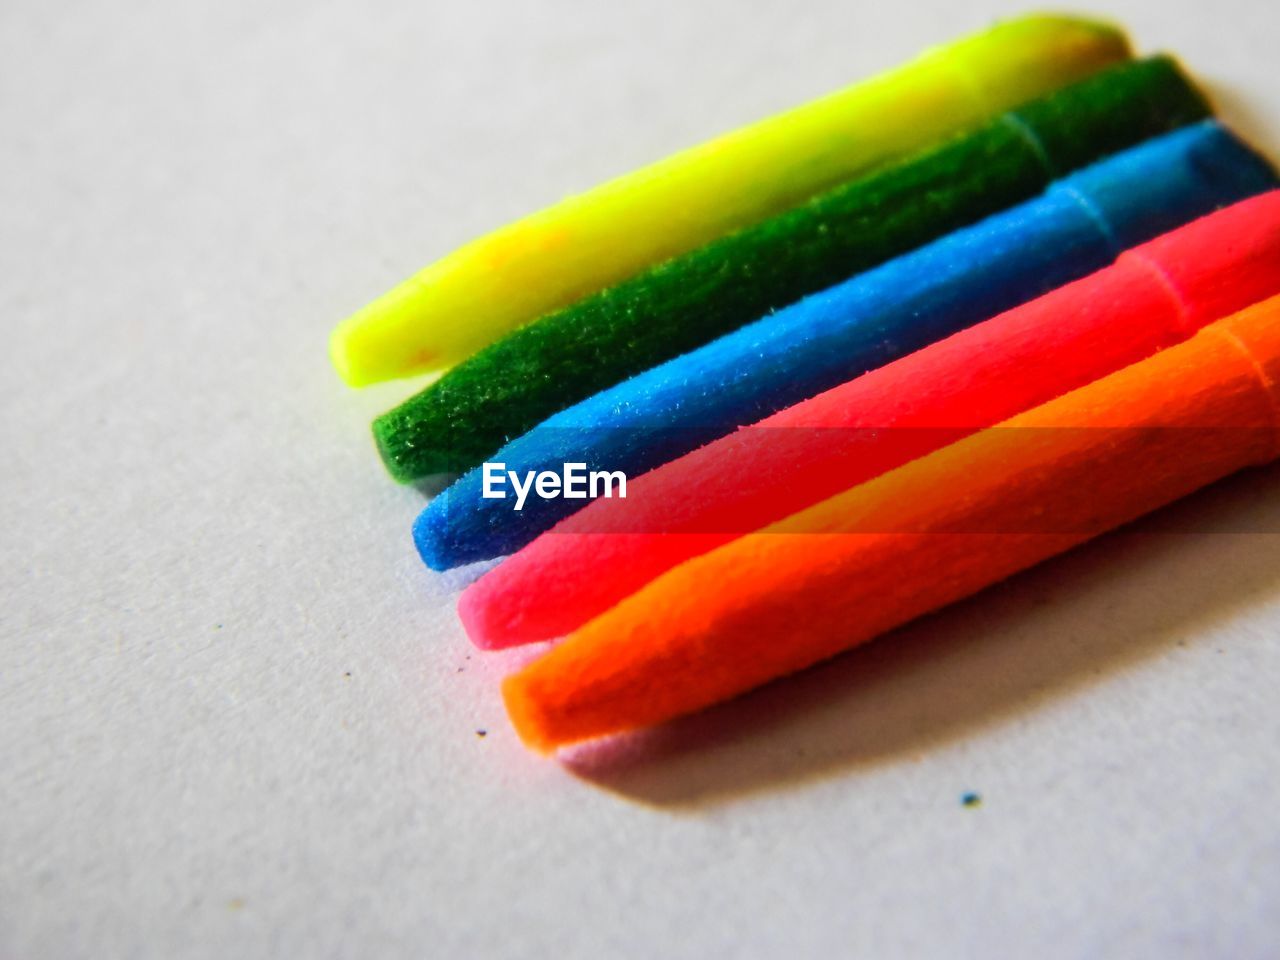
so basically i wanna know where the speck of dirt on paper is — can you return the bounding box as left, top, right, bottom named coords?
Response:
left=961, top=792, right=982, bottom=808
left=476, top=729, right=487, bottom=738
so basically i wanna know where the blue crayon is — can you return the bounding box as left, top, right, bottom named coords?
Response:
left=415, top=121, right=1277, bottom=570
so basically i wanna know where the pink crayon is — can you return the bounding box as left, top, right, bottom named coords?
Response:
left=459, top=190, right=1280, bottom=648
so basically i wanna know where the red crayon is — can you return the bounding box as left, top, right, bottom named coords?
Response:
left=460, top=190, right=1280, bottom=648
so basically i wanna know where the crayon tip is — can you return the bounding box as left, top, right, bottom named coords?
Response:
left=413, top=496, right=501, bottom=570
left=328, top=324, right=361, bottom=387
left=374, top=396, right=489, bottom=480
left=332, top=280, right=449, bottom=387
left=501, top=673, right=559, bottom=754
left=330, top=313, right=387, bottom=388
left=371, top=420, right=414, bottom=484
left=456, top=585, right=505, bottom=651
left=412, top=504, right=458, bottom=572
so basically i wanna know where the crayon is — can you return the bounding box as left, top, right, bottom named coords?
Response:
left=503, top=296, right=1280, bottom=751
left=415, top=122, right=1278, bottom=569
left=374, top=56, right=1208, bottom=480
left=330, top=15, right=1129, bottom=385
left=461, top=191, right=1280, bottom=648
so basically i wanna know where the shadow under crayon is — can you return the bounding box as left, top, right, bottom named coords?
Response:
left=561, top=459, right=1280, bottom=809
left=412, top=472, right=459, bottom=499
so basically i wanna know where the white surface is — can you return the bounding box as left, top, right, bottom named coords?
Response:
left=3, top=1, right=1280, bottom=957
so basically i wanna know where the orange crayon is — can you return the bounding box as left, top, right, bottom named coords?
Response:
left=503, top=296, right=1280, bottom=752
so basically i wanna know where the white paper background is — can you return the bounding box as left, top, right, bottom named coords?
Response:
left=4, top=1, right=1279, bottom=957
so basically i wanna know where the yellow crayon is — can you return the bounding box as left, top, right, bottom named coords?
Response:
left=331, top=14, right=1130, bottom=385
